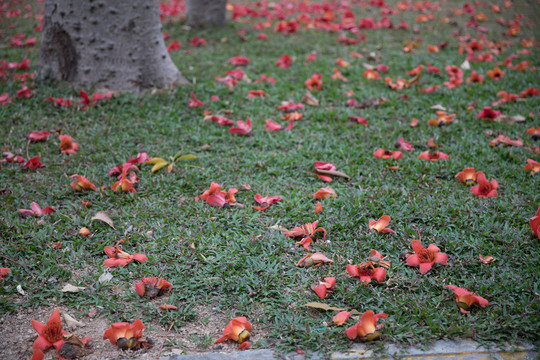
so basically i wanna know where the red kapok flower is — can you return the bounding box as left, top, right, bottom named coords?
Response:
left=346, top=310, right=388, bottom=341
left=406, top=240, right=447, bottom=274
left=228, top=56, right=250, bottom=66
left=470, top=173, right=498, bottom=197
left=476, top=107, right=501, bottom=121
left=333, top=311, right=351, bottom=326
left=103, top=319, right=145, bottom=345
left=313, top=186, right=337, bottom=199
left=19, top=202, right=56, bottom=217
left=215, top=317, right=252, bottom=350
left=253, top=194, right=281, bottom=211
left=275, top=54, right=292, bottom=68
left=396, top=137, right=414, bottom=151
left=373, top=149, right=402, bottom=160
left=530, top=206, right=540, bottom=239
left=368, top=215, right=395, bottom=234
left=417, top=150, right=448, bottom=161
left=31, top=309, right=67, bottom=359
left=229, top=117, right=252, bottom=136
left=285, top=220, right=327, bottom=240
left=444, top=285, right=489, bottom=314
left=305, top=73, right=323, bottom=91
left=59, top=135, right=79, bottom=155
left=188, top=92, right=204, bottom=107
left=349, top=116, right=368, bottom=126
left=24, top=154, right=44, bottom=170
left=248, top=90, right=268, bottom=98
left=428, top=111, right=455, bottom=126
left=135, top=276, right=172, bottom=298
left=312, top=277, right=336, bottom=299
left=70, top=175, right=96, bottom=191
left=524, top=159, right=540, bottom=175
left=347, top=250, right=387, bottom=284
left=28, top=131, right=50, bottom=142
left=296, top=252, right=333, bottom=268
left=103, top=240, right=147, bottom=268
left=455, top=168, right=482, bottom=185
left=487, top=66, right=504, bottom=80
left=196, top=182, right=240, bottom=208
left=0, top=268, right=10, bottom=281
left=111, top=165, right=137, bottom=193
left=265, top=119, right=282, bottom=132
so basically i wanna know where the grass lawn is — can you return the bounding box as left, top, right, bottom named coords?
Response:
left=0, top=0, right=539, bottom=358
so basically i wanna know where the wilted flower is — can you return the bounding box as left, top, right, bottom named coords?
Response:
left=214, top=317, right=252, bottom=350
left=444, top=285, right=489, bottom=314
left=345, top=310, right=388, bottom=341
left=135, top=277, right=172, bottom=298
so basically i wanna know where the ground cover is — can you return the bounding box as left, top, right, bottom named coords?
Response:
left=0, top=0, right=539, bottom=359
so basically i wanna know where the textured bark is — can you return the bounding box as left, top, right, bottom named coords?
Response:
left=38, top=0, right=187, bottom=92
left=186, top=0, right=227, bottom=27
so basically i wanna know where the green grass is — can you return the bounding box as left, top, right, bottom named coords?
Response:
left=1, top=0, right=539, bottom=357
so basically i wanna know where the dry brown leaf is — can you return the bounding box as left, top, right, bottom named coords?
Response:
left=269, top=224, right=288, bottom=232
left=63, top=314, right=85, bottom=328
left=314, top=168, right=351, bottom=181
left=357, top=97, right=387, bottom=109
left=300, top=302, right=346, bottom=312
left=301, top=90, right=319, bottom=107
left=430, top=104, right=447, bottom=111
left=91, top=211, right=114, bottom=229
left=60, top=284, right=86, bottom=293
left=362, top=63, right=374, bottom=70
left=494, top=114, right=525, bottom=124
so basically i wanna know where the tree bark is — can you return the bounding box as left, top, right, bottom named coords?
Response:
left=38, top=0, right=187, bottom=92
left=186, top=0, right=227, bottom=28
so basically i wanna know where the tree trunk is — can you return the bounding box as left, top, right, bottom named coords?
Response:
left=186, top=0, right=227, bottom=28
left=38, top=0, right=187, bottom=92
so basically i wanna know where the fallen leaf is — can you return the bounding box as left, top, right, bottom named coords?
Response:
left=63, top=314, right=85, bottom=328
left=300, top=302, right=346, bottom=312
left=61, top=283, right=86, bottom=293
left=301, top=90, right=319, bottom=106
left=460, top=59, right=471, bottom=70
left=494, top=114, right=525, bottom=124
left=362, top=63, right=374, bottom=70
left=269, top=224, right=288, bottom=232
left=16, top=284, right=25, bottom=295
left=98, top=272, right=113, bottom=284
left=430, top=104, right=447, bottom=111
left=91, top=211, right=114, bottom=229
left=314, top=168, right=351, bottom=180
left=357, top=97, right=387, bottom=109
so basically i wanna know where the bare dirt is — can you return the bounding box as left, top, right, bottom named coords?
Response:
left=0, top=304, right=266, bottom=360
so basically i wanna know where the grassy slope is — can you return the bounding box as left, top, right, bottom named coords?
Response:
left=0, top=0, right=539, bottom=357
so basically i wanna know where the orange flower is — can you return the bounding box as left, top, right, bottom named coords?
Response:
left=313, top=186, right=337, bottom=199
left=470, top=173, right=498, bottom=197
left=368, top=216, right=395, bottom=234
left=455, top=168, right=482, bottom=185
left=466, top=70, right=484, bottom=84
left=520, top=87, right=539, bottom=98
left=331, top=68, right=348, bottom=82
left=135, top=276, right=172, bottom=298
left=333, top=311, right=351, bottom=326
left=111, top=165, right=137, bottom=193
left=59, top=134, right=79, bottom=155
left=70, top=174, right=97, bottom=191
left=427, top=111, right=455, bottom=126
left=296, top=252, right=333, bottom=268
left=312, top=277, right=336, bottom=299
left=363, top=69, right=380, bottom=80
left=215, top=317, right=252, bottom=350
left=0, top=267, right=10, bottom=281
left=347, top=249, right=388, bottom=284
left=427, top=44, right=439, bottom=52
left=345, top=310, right=388, bottom=341
left=285, top=220, right=327, bottom=240
left=103, top=240, right=147, bottom=268
left=524, top=159, right=540, bottom=175
left=373, top=149, right=402, bottom=160
left=444, top=285, right=489, bottom=314
left=196, top=182, right=240, bottom=207
left=31, top=309, right=68, bottom=359
left=103, top=319, right=146, bottom=348
left=487, top=66, right=504, bottom=80
left=406, top=240, right=447, bottom=274
left=305, top=73, right=323, bottom=91
left=530, top=206, right=540, bottom=239
left=417, top=150, right=448, bottom=161
left=281, top=111, right=303, bottom=122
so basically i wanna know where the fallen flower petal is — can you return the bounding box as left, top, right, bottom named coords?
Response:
left=346, top=310, right=388, bottom=341
left=229, top=117, right=252, bottom=135
left=333, top=311, right=351, bottom=326
left=524, top=159, right=540, bottom=175
left=313, top=186, right=337, bottom=199
left=19, top=202, right=55, bottom=217
left=313, top=201, right=323, bottom=213
left=24, top=154, right=43, bottom=170
left=28, top=131, right=50, bottom=142
left=368, top=215, right=395, bottom=234
left=479, top=255, right=497, bottom=264
left=444, top=285, right=489, bottom=314
left=0, top=268, right=10, bottom=281
left=70, top=175, right=96, bottom=192
left=296, top=252, right=333, bottom=268
left=530, top=206, right=540, bottom=239
left=59, top=135, right=79, bottom=155
left=103, top=319, right=145, bottom=346
left=103, top=240, right=147, bottom=268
